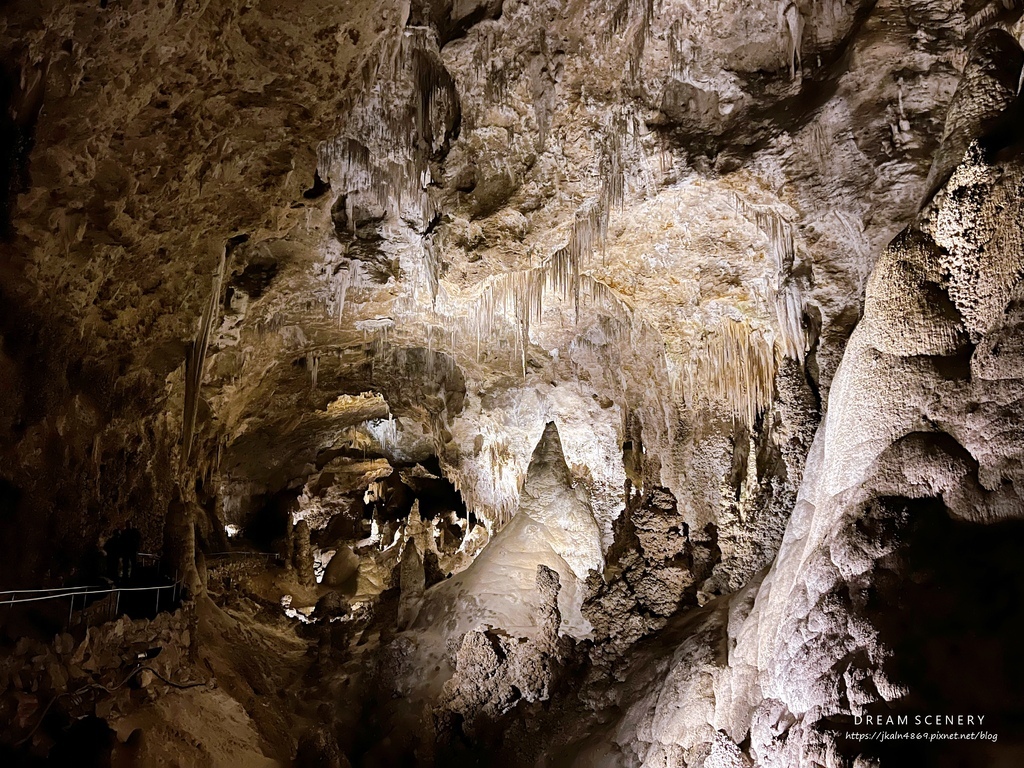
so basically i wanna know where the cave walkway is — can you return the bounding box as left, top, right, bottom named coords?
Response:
left=0, top=575, right=185, bottom=643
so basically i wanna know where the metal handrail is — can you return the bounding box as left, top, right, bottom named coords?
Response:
left=0, top=585, right=96, bottom=596
left=0, top=529, right=189, bottom=635
left=3, top=582, right=181, bottom=606
left=206, top=551, right=281, bottom=559
left=2, top=578, right=186, bottom=629
left=2, top=553, right=164, bottom=596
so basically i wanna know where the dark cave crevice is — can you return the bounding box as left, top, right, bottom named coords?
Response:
left=828, top=496, right=1024, bottom=766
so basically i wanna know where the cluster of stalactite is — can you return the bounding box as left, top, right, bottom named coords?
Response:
left=732, top=193, right=796, bottom=274
left=366, top=415, right=399, bottom=454
left=773, top=282, right=807, bottom=363
left=474, top=425, right=521, bottom=528
left=316, top=25, right=458, bottom=233
left=599, top=113, right=628, bottom=214
left=332, top=266, right=354, bottom=326
left=686, top=314, right=779, bottom=426
left=667, top=18, right=694, bottom=79
left=603, top=0, right=656, bottom=79
left=570, top=296, right=678, bottom=467
left=457, top=202, right=611, bottom=374
left=733, top=193, right=810, bottom=364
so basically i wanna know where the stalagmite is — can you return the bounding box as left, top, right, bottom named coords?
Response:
left=163, top=496, right=202, bottom=598
left=293, top=519, right=316, bottom=588
left=398, top=521, right=426, bottom=630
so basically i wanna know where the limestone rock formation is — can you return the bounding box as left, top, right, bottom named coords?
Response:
left=438, top=564, right=568, bottom=738
left=569, top=31, right=1024, bottom=768
left=2, top=0, right=1024, bottom=765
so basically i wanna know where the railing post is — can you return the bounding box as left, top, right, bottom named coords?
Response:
left=68, top=593, right=74, bottom=627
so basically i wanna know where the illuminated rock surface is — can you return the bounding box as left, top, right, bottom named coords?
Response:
left=1, top=0, right=1023, bottom=765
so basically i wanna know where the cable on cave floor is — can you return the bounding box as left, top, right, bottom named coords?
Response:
left=14, top=663, right=209, bottom=747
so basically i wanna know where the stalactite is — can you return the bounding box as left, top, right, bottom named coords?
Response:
left=607, top=0, right=630, bottom=41
left=732, top=193, right=796, bottom=275
left=413, top=46, right=458, bottom=155
left=486, top=62, right=510, bottom=104
left=91, top=433, right=101, bottom=480
left=774, top=282, right=807, bottom=363
left=471, top=25, right=493, bottom=85
left=780, top=1, right=804, bottom=80
left=308, top=353, right=320, bottom=390
left=334, top=267, right=353, bottom=326
left=531, top=28, right=554, bottom=151
left=693, top=317, right=779, bottom=425
left=181, top=248, right=225, bottom=469
left=668, top=20, right=691, bottom=78
left=254, top=311, right=287, bottom=339
left=458, top=199, right=609, bottom=369
left=627, top=0, right=656, bottom=81
left=810, top=122, right=831, bottom=169
left=966, top=0, right=1006, bottom=32
left=732, top=193, right=810, bottom=363
left=454, top=426, right=522, bottom=529
left=316, top=26, right=452, bottom=231
left=374, top=322, right=391, bottom=361
left=833, top=209, right=872, bottom=285
left=600, top=116, right=626, bottom=216
left=368, top=415, right=398, bottom=454
left=424, top=235, right=440, bottom=303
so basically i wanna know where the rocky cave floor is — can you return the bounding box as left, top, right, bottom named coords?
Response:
left=0, top=465, right=731, bottom=767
